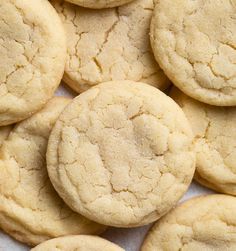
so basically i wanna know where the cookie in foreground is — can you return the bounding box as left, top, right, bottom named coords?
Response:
left=47, top=80, right=196, bottom=227
left=142, top=194, right=236, bottom=251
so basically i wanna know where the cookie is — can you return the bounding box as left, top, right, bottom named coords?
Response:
left=64, top=0, right=134, bottom=9
left=150, top=0, right=236, bottom=106
left=0, top=97, right=105, bottom=246
left=171, top=87, right=236, bottom=195
left=47, top=81, right=195, bottom=227
left=0, top=0, right=66, bottom=126
left=31, top=235, right=124, bottom=251
left=51, top=0, right=170, bottom=93
left=142, top=194, right=236, bottom=251
left=0, top=126, right=12, bottom=147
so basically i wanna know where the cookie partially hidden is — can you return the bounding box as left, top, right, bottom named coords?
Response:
left=47, top=81, right=195, bottom=227
left=31, top=235, right=124, bottom=251
left=51, top=0, right=170, bottom=93
left=142, top=195, right=236, bottom=251
left=0, top=97, right=105, bottom=246
left=150, top=0, right=236, bottom=106
left=171, top=87, right=236, bottom=195
left=0, top=0, right=66, bottom=125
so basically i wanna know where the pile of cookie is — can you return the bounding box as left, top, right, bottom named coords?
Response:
left=0, top=0, right=235, bottom=250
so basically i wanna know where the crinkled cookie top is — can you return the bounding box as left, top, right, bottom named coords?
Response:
left=0, top=0, right=66, bottom=125
left=47, top=81, right=195, bottom=227
left=142, top=195, right=236, bottom=251
left=151, top=0, right=236, bottom=106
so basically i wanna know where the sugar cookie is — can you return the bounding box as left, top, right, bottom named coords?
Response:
left=31, top=235, right=124, bottom=251
left=150, top=0, right=236, bottom=106
left=64, top=0, right=134, bottom=9
left=171, top=87, right=236, bottom=195
left=142, top=195, right=236, bottom=251
left=0, top=0, right=66, bottom=125
left=51, top=0, right=170, bottom=93
left=47, top=81, right=195, bottom=227
left=0, top=97, right=105, bottom=246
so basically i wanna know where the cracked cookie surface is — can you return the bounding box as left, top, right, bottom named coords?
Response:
left=0, top=0, right=66, bottom=126
left=47, top=81, right=195, bottom=227
left=0, top=97, right=105, bottom=246
left=171, top=87, right=236, bottom=195
left=150, top=0, right=236, bottom=106
left=31, top=235, right=125, bottom=251
left=64, top=0, right=134, bottom=9
left=141, top=195, right=236, bottom=251
left=51, top=0, right=170, bottom=93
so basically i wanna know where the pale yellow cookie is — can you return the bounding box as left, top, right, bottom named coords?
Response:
left=0, top=126, right=12, bottom=147
left=47, top=81, right=195, bottom=227
left=150, top=0, right=236, bottom=106
left=0, top=0, right=66, bottom=126
left=51, top=0, right=170, bottom=93
left=31, top=235, right=124, bottom=251
left=142, top=194, right=236, bottom=251
left=64, top=0, right=134, bottom=9
left=0, top=97, right=105, bottom=246
left=171, top=87, right=236, bottom=195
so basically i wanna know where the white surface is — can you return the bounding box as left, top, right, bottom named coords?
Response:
left=0, top=84, right=213, bottom=251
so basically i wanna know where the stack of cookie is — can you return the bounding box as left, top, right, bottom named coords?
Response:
left=0, top=0, right=235, bottom=250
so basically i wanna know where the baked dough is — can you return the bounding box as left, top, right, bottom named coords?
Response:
left=64, top=0, right=134, bottom=9
left=47, top=81, right=195, bottom=227
left=171, top=87, right=236, bottom=195
left=51, top=0, right=170, bottom=93
left=141, top=194, right=236, bottom=251
left=0, top=126, right=12, bottom=147
left=0, top=97, right=105, bottom=246
left=0, top=0, right=66, bottom=125
left=150, top=0, right=236, bottom=106
left=31, top=235, right=125, bottom=251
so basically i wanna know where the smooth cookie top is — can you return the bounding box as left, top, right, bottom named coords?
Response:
left=51, top=0, right=170, bottom=93
left=0, top=97, right=105, bottom=246
left=171, top=88, right=236, bottom=195
left=142, top=195, right=236, bottom=251
left=47, top=81, right=195, bottom=227
left=0, top=0, right=66, bottom=125
left=31, top=235, right=125, bottom=251
left=150, top=0, right=236, bottom=106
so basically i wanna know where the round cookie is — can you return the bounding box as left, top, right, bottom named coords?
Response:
left=171, top=87, right=236, bottom=195
left=0, top=126, right=12, bottom=147
left=150, top=0, right=236, bottom=106
left=141, top=194, right=236, bottom=251
left=51, top=0, right=170, bottom=93
left=47, top=81, right=195, bottom=227
left=0, top=0, right=66, bottom=126
left=0, top=97, right=105, bottom=246
left=64, top=0, right=134, bottom=9
left=31, top=235, right=124, bottom=251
